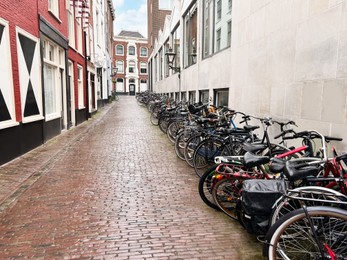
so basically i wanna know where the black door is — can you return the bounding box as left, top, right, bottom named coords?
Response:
left=129, top=84, right=135, bottom=96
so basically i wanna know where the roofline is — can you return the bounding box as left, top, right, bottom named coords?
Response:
left=107, top=0, right=115, bottom=20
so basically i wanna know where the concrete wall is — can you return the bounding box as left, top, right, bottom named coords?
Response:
left=150, top=0, right=347, bottom=151
left=230, top=0, right=347, bottom=150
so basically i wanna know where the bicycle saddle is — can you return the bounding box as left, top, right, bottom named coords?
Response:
left=283, top=161, right=320, bottom=182
left=243, top=152, right=270, bottom=168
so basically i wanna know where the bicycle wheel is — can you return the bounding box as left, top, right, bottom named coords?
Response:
left=198, top=164, right=220, bottom=210
left=211, top=174, right=244, bottom=219
left=265, top=206, right=347, bottom=260
left=269, top=186, right=347, bottom=226
left=167, top=121, right=180, bottom=144
left=184, top=135, right=204, bottom=167
left=174, top=131, right=187, bottom=160
left=150, top=111, right=159, bottom=126
left=158, top=117, right=169, bottom=133
left=193, top=139, right=232, bottom=177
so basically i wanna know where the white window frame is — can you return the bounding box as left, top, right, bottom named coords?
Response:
left=116, top=44, right=124, bottom=55
left=140, top=62, right=147, bottom=74
left=76, top=18, right=83, bottom=53
left=48, top=0, right=60, bottom=19
left=129, top=61, right=136, bottom=73
left=77, top=65, right=84, bottom=109
left=0, top=18, right=18, bottom=129
left=129, top=46, right=135, bottom=55
left=17, top=27, right=44, bottom=123
left=67, top=4, right=75, bottom=49
left=140, top=47, right=148, bottom=57
left=116, top=60, right=124, bottom=73
left=42, top=37, right=64, bottom=121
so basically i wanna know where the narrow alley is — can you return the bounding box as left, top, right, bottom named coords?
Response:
left=0, top=96, right=263, bottom=259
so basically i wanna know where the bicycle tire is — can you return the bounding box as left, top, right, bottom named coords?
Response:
left=192, top=139, right=232, bottom=177
left=174, top=131, right=187, bottom=160
left=167, top=121, right=180, bottom=144
left=184, top=135, right=204, bottom=168
left=269, top=186, right=347, bottom=226
left=264, top=206, right=347, bottom=260
left=211, top=174, right=244, bottom=219
left=150, top=111, right=159, bottom=126
left=158, top=117, right=169, bottom=133
left=198, top=164, right=220, bottom=210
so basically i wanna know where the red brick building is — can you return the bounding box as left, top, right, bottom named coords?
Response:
left=113, top=31, right=149, bottom=95
left=147, top=0, right=172, bottom=55
left=0, top=0, right=114, bottom=165
left=0, top=0, right=71, bottom=164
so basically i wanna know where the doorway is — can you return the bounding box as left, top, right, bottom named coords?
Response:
left=129, top=84, right=135, bottom=96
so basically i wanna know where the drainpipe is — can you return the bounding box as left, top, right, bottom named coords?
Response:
left=84, top=31, right=90, bottom=119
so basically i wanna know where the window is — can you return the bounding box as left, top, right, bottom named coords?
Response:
left=183, top=2, right=198, bottom=68
left=199, top=90, right=209, bottom=103
left=67, top=3, right=75, bottom=48
left=229, top=0, right=232, bottom=11
left=203, top=0, right=232, bottom=58
left=171, top=24, right=181, bottom=74
left=76, top=18, right=83, bottom=53
left=214, top=89, right=229, bottom=106
left=217, top=0, right=222, bottom=21
left=49, top=0, right=59, bottom=18
left=129, top=46, right=135, bottom=55
left=116, top=60, right=124, bottom=73
left=44, top=64, right=56, bottom=115
left=0, top=19, right=17, bottom=128
left=129, top=61, right=135, bottom=73
left=159, top=48, right=163, bottom=80
left=140, top=62, right=147, bottom=74
left=77, top=65, right=84, bottom=108
left=189, top=91, right=196, bottom=103
left=216, top=28, right=221, bottom=52
left=203, top=1, right=214, bottom=58
left=116, top=78, right=124, bottom=92
left=140, top=79, right=147, bottom=84
left=227, top=20, right=232, bottom=47
left=129, top=78, right=135, bottom=83
left=42, top=37, right=65, bottom=120
left=116, top=45, right=124, bottom=55
left=140, top=47, right=148, bottom=56
left=96, top=11, right=99, bottom=44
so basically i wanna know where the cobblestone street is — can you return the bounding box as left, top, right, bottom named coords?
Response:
left=0, top=96, right=263, bottom=259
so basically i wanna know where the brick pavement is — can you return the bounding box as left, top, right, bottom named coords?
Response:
left=0, top=96, right=264, bottom=259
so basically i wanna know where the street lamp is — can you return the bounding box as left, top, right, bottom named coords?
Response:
left=111, top=67, right=118, bottom=78
left=165, top=47, right=181, bottom=101
left=165, top=47, right=180, bottom=73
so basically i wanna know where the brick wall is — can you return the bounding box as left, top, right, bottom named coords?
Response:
left=147, top=0, right=171, bottom=55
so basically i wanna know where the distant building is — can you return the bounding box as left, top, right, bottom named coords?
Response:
left=113, top=31, right=149, bottom=95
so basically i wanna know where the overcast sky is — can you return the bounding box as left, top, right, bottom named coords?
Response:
left=112, top=0, right=148, bottom=38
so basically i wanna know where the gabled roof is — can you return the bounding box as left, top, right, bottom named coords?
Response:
left=118, top=30, right=144, bottom=38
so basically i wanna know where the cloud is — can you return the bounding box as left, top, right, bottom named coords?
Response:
left=113, top=1, right=147, bottom=38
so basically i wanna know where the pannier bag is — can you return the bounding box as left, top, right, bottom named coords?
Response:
left=241, top=179, right=287, bottom=235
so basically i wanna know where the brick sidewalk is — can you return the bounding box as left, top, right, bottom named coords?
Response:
left=0, top=96, right=264, bottom=259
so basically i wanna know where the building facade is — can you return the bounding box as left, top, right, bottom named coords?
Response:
left=0, top=0, right=115, bottom=165
left=148, top=0, right=347, bottom=152
left=113, top=31, right=149, bottom=95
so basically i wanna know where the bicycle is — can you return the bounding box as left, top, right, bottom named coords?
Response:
left=263, top=198, right=347, bottom=259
